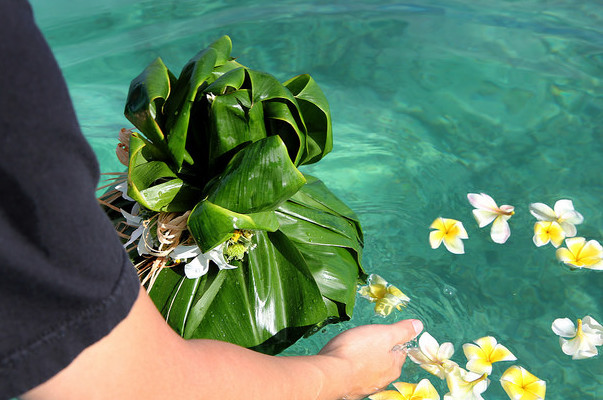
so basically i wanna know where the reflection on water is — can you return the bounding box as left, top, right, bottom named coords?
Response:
left=31, top=0, right=603, bottom=398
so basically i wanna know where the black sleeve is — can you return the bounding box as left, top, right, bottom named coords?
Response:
left=0, top=1, right=141, bottom=398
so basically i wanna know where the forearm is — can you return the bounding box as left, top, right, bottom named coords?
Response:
left=184, top=340, right=349, bottom=400
left=22, top=289, right=352, bottom=400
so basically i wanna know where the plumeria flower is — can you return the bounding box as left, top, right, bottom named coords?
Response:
left=551, top=316, right=603, bottom=359
left=443, top=364, right=489, bottom=400
left=500, top=366, right=546, bottom=400
left=532, top=220, right=565, bottom=248
left=429, top=218, right=468, bottom=254
left=467, top=193, right=514, bottom=244
left=555, top=237, right=603, bottom=270
left=170, top=243, right=237, bottom=279
left=358, top=274, right=410, bottom=317
left=529, top=199, right=583, bottom=237
left=408, top=332, right=457, bottom=380
left=462, top=336, right=517, bottom=375
left=369, top=379, right=440, bottom=400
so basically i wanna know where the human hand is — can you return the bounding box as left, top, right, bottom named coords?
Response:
left=317, top=319, right=423, bottom=400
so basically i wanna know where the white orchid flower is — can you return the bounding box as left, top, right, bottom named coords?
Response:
left=442, top=364, right=489, bottom=400
left=500, top=366, right=546, bottom=400
left=529, top=199, right=583, bottom=237
left=429, top=217, right=468, bottom=254
left=551, top=316, right=603, bottom=359
left=408, top=332, right=457, bottom=380
left=119, top=204, right=144, bottom=249
left=467, top=193, right=514, bottom=244
left=170, top=243, right=237, bottom=279
left=462, top=336, right=516, bottom=375
left=115, top=180, right=134, bottom=201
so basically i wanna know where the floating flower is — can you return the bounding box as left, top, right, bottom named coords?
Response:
left=170, top=243, right=237, bottom=279
left=555, top=237, right=603, bottom=270
left=529, top=199, right=583, bottom=237
left=500, top=366, right=546, bottom=400
left=429, top=218, right=468, bottom=254
left=551, top=316, right=603, bottom=359
left=532, top=221, right=565, bottom=248
left=467, top=193, right=514, bottom=244
left=358, top=274, right=410, bottom=317
left=369, top=379, right=440, bottom=400
left=408, top=332, right=457, bottom=380
left=443, top=364, right=489, bottom=400
left=462, top=336, right=517, bottom=375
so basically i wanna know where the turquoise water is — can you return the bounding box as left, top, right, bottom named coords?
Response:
left=31, top=0, right=602, bottom=398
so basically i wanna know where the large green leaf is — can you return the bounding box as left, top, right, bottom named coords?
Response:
left=187, top=200, right=279, bottom=251
left=290, top=174, right=363, bottom=242
left=284, top=74, right=333, bottom=164
left=183, top=231, right=328, bottom=348
left=264, top=101, right=306, bottom=165
left=124, top=57, right=173, bottom=149
left=205, top=135, right=306, bottom=214
left=163, top=47, right=218, bottom=169
left=127, top=133, right=201, bottom=211
left=275, top=176, right=365, bottom=318
left=206, top=89, right=266, bottom=165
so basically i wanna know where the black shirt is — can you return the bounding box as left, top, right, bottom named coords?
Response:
left=0, top=1, right=141, bottom=398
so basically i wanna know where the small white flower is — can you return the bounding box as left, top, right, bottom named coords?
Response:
left=170, top=243, right=237, bottom=279
left=443, top=364, right=489, bottom=400
left=408, top=332, right=457, bottom=380
left=529, top=199, right=583, bottom=237
left=467, top=193, right=514, bottom=244
left=552, top=316, right=603, bottom=359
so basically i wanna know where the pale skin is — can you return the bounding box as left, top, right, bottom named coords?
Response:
left=22, top=288, right=423, bottom=400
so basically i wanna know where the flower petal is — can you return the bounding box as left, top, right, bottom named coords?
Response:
left=368, top=390, right=405, bottom=400
left=529, top=202, right=556, bottom=221
left=443, top=236, right=465, bottom=254
left=184, top=255, right=210, bottom=279
left=552, top=318, right=577, bottom=337
left=438, top=341, right=455, bottom=360
left=490, top=216, right=511, bottom=244
left=554, top=199, right=584, bottom=223
left=429, top=230, right=444, bottom=249
left=465, top=358, right=492, bottom=375
left=467, top=193, right=498, bottom=210
left=418, top=332, right=441, bottom=362
left=472, top=209, right=498, bottom=228
left=170, top=244, right=201, bottom=260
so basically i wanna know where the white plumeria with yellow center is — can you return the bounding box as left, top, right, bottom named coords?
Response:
left=442, top=364, right=489, bottom=400
left=467, top=193, right=515, bottom=244
left=532, top=220, right=565, bottom=248
left=358, top=274, right=410, bottom=317
left=429, top=218, right=468, bottom=254
left=462, top=336, right=517, bottom=375
left=555, top=237, right=603, bottom=270
left=529, top=199, right=583, bottom=239
left=408, top=332, right=457, bottom=380
left=369, top=379, right=440, bottom=400
left=551, top=316, right=603, bottom=359
left=500, top=366, right=546, bottom=400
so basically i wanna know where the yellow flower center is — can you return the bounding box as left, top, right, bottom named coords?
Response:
left=576, top=319, right=584, bottom=338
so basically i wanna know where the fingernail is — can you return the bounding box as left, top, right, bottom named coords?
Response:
left=411, top=319, right=424, bottom=335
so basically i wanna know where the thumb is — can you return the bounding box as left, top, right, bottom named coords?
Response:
left=390, top=319, right=424, bottom=348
